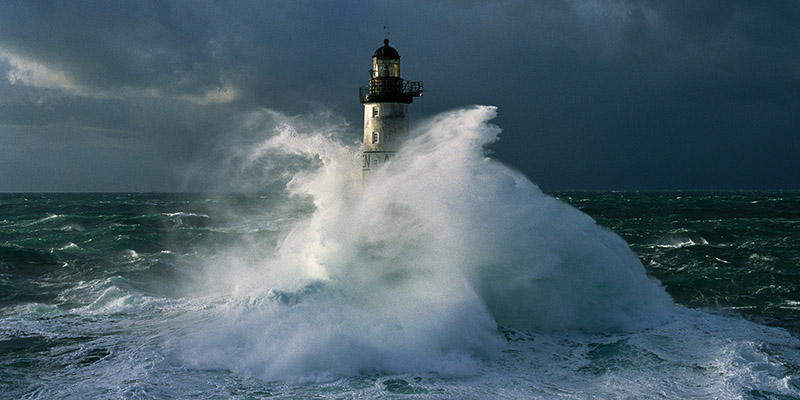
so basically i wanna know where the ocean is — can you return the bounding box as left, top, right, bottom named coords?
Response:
left=1, top=106, right=799, bottom=398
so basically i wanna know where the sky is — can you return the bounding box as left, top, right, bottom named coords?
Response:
left=1, top=0, right=798, bottom=192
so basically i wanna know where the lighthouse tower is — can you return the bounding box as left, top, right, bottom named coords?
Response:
left=360, top=38, right=423, bottom=172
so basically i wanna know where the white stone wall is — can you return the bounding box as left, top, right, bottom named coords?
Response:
left=362, top=102, right=409, bottom=171
left=363, top=102, right=408, bottom=153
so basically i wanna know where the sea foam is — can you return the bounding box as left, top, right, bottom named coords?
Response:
left=178, top=106, right=673, bottom=380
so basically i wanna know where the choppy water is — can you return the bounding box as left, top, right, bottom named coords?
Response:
left=560, top=192, right=800, bottom=337
left=1, top=107, right=799, bottom=398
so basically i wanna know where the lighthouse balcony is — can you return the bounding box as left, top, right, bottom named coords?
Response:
left=360, top=80, right=423, bottom=104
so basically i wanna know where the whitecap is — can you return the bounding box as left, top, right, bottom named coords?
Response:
left=654, top=236, right=709, bottom=249
left=163, top=212, right=210, bottom=218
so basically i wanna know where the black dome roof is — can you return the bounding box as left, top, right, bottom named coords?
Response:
left=373, top=38, right=400, bottom=59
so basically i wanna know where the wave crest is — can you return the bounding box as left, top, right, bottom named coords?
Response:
left=180, top=106, right=673, bottom=380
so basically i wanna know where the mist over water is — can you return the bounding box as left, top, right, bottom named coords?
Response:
left=178, top=105, right=673, bottom=380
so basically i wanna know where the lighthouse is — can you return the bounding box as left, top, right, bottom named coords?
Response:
left=360, top=38, right=423, bottom=172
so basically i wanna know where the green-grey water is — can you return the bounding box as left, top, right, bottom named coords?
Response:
left=1, top=191, right=798, bottom=398
left=559, top=191, right=800, bottom=336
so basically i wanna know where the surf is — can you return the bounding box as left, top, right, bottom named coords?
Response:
left=176, top=105, right=674, bottom=380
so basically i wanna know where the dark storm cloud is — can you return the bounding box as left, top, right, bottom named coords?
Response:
left=0, top=0, right=798, bottom=191
left=1, top=1, right=227, bottom=96
left=420, top=0, right=800, bottom=189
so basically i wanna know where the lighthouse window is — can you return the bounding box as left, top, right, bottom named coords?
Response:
left=372, top=131, right=379, bottom=144
left=372, top=106, right=379, bottom=118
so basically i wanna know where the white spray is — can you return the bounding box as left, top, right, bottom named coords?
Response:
left=178, top=105, right=673, bottom=381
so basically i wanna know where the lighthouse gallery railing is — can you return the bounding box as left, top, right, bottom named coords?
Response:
left=360, top=80, right=423, bottom=103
